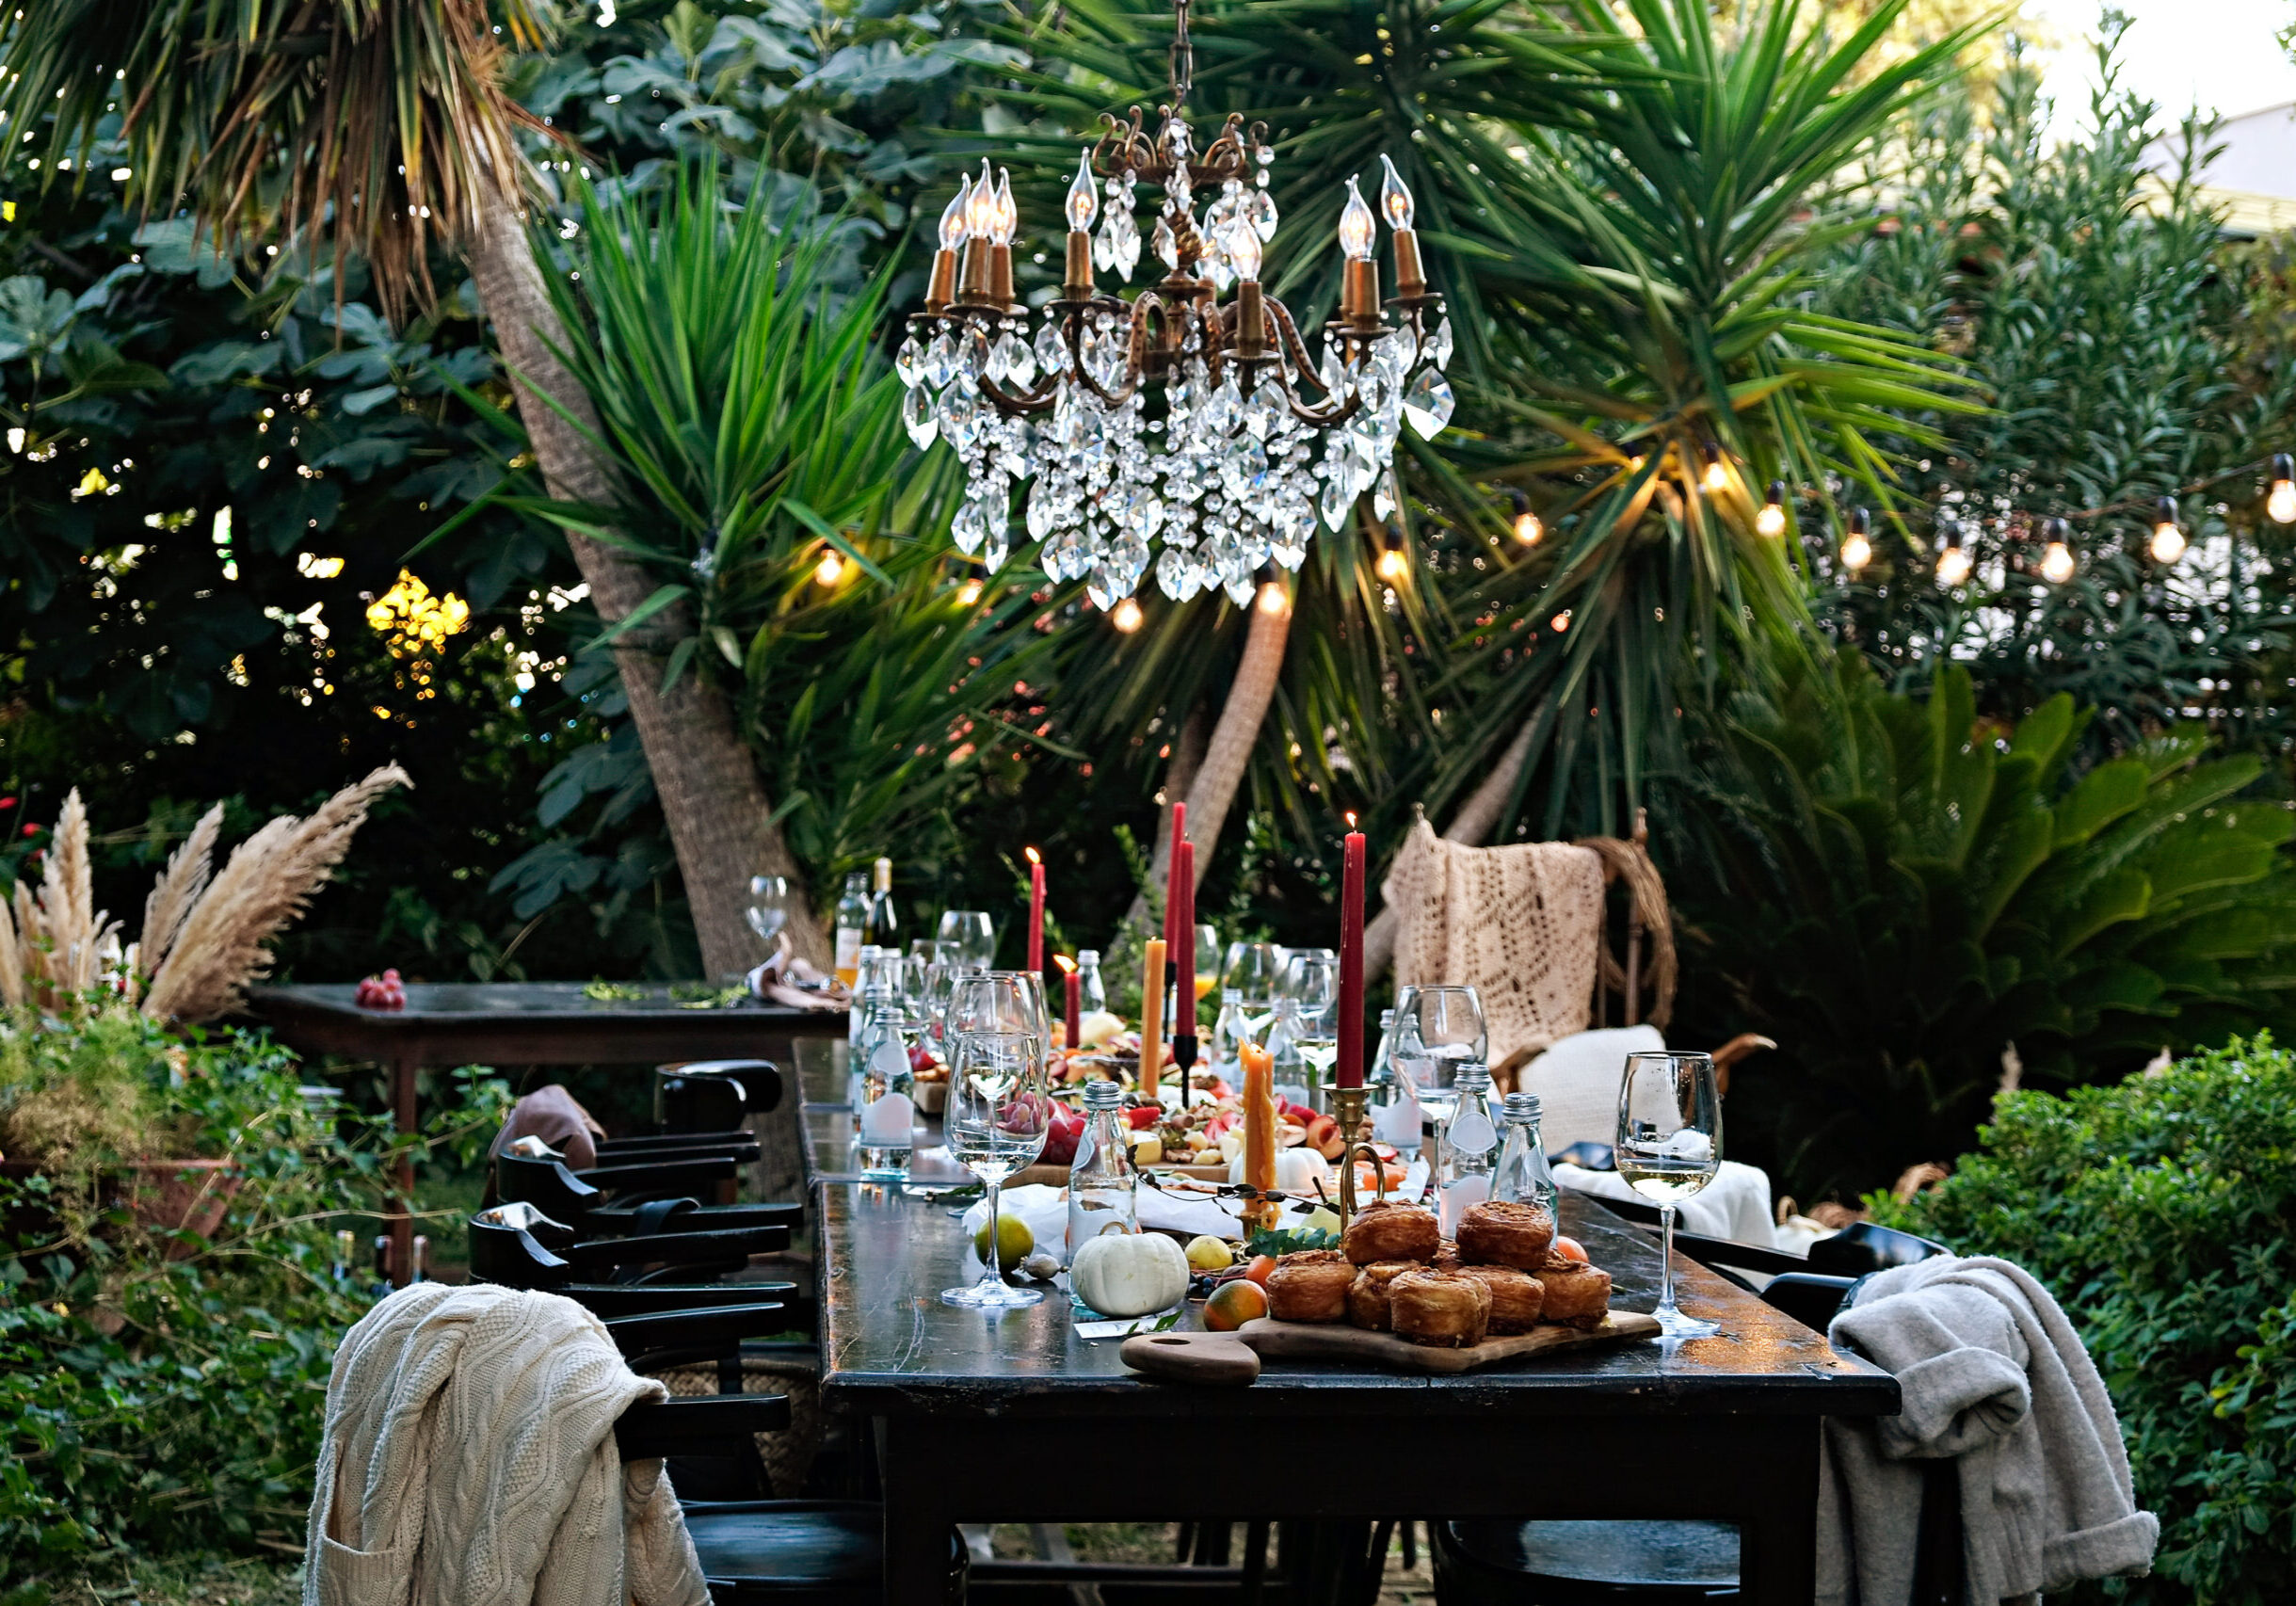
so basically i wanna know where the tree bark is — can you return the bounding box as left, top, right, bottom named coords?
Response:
left=1362, top=716, right=1538, bottom=979
left=1120, top=706, right=1208, bottom=937
left=463, top=178, right=826, bottom=974
left=1182, top=595, right=1292, bottom=877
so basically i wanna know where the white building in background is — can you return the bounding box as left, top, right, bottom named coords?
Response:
left=2145, top=101, right=2296, bottom=235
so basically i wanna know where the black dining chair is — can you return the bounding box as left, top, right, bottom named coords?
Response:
left=469, top=1204, right=794, bottom=1293
left=495, top=1150, right=799, bottom=1237
left=655, top=1060, right=786, bottom=1136
left=1429, top=1204, right=1958, bottom=1605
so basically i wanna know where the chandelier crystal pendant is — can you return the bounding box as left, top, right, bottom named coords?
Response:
left=893, top=0, right=1452, bottom=609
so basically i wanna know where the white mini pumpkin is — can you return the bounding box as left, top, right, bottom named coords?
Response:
left=1068, top=1229, right=1190, bottom=1318
left=1227, top=1144, right=1331, bottom=1195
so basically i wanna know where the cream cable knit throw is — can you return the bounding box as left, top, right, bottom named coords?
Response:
left=1380, top=818, right=1604, bottom=1068
left=1817, top=1255, right=2157, bottom=1606
left=303, top=1281, right=709, bottom=1606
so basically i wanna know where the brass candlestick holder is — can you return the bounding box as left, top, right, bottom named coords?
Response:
left=1328, top=1084, right=1388, bottom=1234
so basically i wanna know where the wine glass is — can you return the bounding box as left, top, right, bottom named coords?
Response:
left=1394, top=985, right=1485, bottom=1124
left=1615, top=1050, right=1724, bottom=1340
left=1192, top=925, right=1221, bottom=1010
left=937, top=909, right=997, bottom=969
left=746, top=875, right=793, bottom=946
left=941, top=1029, right=1053, bottom=1309
left=903, top=940, right=943, bottom=1018
left=1279, top=951, right=1340, bottom=1105
left=950, top=971, right=1052, bottom=1048
left=922, top=957, right=982, bottom=1057
left=1222, top=941, right=1282, bottom=1041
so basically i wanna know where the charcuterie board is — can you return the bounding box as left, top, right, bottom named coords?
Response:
left=1120, top=1310, right=1660, bottom=1384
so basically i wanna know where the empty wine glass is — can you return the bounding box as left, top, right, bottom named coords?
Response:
left=1278, top=951, right=1340, bottom=1105
left=1393, top=985, right=1485, bottom=1124
left=746, top=875, right=794, bottom=945
left=950, top=971, right=1052, bottom=1049
left=941, top=1029, right=1053, bottom=1309
left=922, top=956, right=982, bottom=1057
left=1615, top=1050, right=1724, bottom=1340
left=937, top=909, right=997, bottom=969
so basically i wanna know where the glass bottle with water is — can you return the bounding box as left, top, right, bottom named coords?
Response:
left=846, top=944, right=884, bottom=1055
left=1074, top=949, right=1108, bottom=1016
left=1492, top=1091, right=1559, bottom=1225
left=1368, top=1006, right=1422, bottom=1158
left=851, top=985, right=917, bottom=1178
left=1437, top=1066, right=1500, bottom=1236
left=1067, top=1080, right=1138, bottom=1273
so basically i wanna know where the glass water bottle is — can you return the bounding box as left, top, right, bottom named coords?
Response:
left=1368, top=1006, right=1422, bottom=1156
left=852, top=984, right=917, bottom=1178
left=1067, top=1080, right=1139, bottom=1260
left=1437, top=1065, right=1500, bottom=1236
left=1075, top=949, right=1108, bottom=1016
left=1492, top=1091, right=1559, bottom=1224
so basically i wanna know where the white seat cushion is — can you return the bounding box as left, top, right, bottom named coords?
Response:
left=1517, top=1024, right=1665, bottom=1152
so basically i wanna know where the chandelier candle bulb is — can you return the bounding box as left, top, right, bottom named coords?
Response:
left=1378, top=153, right=1425, bottom=298
left=1140, top=937, right=1167, bottom=1101
left=1339, top=175, right=1381, bottom=323
left=1026, top=844, right=1045, bottom=974
left=958, top=158, right=997, bottom=304
left=1337, top=814, right=1365, bottom=1089
left=1756, top=479, right=1787, bottom=536
left=927, top=176, right=970, bottom=311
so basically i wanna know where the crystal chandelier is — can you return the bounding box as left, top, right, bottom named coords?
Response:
left=893, top=0, right=1454, bottom=611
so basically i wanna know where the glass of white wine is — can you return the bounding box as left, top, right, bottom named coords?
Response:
left=1614, top=1050, right=1723, bottom=1339
left=941, top=1029, right=1053, bottom=1309
left=1394, top=984, right=1485, bottom=1125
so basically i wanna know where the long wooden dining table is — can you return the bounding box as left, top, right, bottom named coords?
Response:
left=788, top=1040, right=1897, bottom=1604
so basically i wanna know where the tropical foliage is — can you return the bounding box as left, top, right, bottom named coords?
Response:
left=1664, top=658, right=2296, bottom=1196
left=1876, top=1036, right=2296, bottom=1605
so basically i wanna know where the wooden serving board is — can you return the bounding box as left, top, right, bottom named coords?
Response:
left=1234, top=1311, right=1661, bottom=1374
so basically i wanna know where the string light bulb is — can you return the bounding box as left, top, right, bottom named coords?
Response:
left=1756, top=480, right=1786, bottom=537
left=1111, top=596, right=1145, bottom=633
left=1510, top=490, right=1543, bottom=546
left=1376, top=525, right=1411, bottom=584
left=2150, top=496, right=2185, bottom=564
left=2040, top=518, right=2076, bottom=584
left=1065, top=151, right=1098, bottom=233
left=1256, top=565, right=1292, bottom=617
left=813, top=548, right=846, bottom=587
left=1935, top=520, right=1972, bottom=586
left=1699, top=441, right=1727, bottom=494
left=1840, top=507, right=1872, bottom=572
left=1337, top=175, right=1377, bottom=262
left=2271, top=454, right=2296, bottom=524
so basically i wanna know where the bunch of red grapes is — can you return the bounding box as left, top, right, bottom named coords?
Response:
left=355, top=969, right=408, bottom=1010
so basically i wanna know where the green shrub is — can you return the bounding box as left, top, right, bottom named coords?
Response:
left=0, top=1006, right=506, bottom=1584
left=1663, top=655, right=2296, bottom=1197
left=1875, top=1036, right=2296, bottom=1604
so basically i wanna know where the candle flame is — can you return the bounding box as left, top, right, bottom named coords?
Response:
left=1054, top=954, right=1077, bottom=973
left=1346, top=811, right=1358, bottom=828
left=1024, top=844, right=1041, bottom=865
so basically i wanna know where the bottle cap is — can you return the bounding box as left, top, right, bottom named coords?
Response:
left=1084, top=1079, right=1123, bottom=1110
left=1502, top=1091, right=1541, bottom=1122
left=1379, top=1008, right=1395, bottom=1026
left=1078, top=949, right=1100, bottom=965
left=1455, top=1065, right=1492, bottom=1093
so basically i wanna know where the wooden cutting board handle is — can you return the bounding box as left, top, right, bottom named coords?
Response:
left=1119, top=1330, right=1261, bottom=1386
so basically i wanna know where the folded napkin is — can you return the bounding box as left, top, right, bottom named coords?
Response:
left=1555, top=1157, right=1778, bottom=1248
left=746, top=934, right=847, bottom=1012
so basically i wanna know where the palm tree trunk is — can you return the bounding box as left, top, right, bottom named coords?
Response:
left=1362, top=718, right=1537, bottom=979
left=1121, top=707, right=1207, bottom=936
left=1180, top=594, right=1291, bottom=882
left=463, top=178, right=826, bottom=973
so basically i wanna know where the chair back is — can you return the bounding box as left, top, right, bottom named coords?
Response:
left=497, top=1153, right=602, bottom=1220
left=1807, top=1220, right=1951, bottom=1277
left=671, top=1060, right=783, bottom=1115
left=655, top=1068, right=749, bottom=1134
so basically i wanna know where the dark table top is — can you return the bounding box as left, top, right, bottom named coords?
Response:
left=249, top=981, right=844, bottom=1065
left=790, top=1043, right=1899, bottom=1423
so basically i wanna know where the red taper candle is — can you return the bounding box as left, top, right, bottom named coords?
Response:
left=1164, top=800, right=1186, bottom=952
left=1173, top=837, right=1195, bottom=1034
left=1026, top=845, right=1045, bottom=975
left=1057, top=955, right=1081, bottom=1050
left=1337, top=815, right=1365, bottom=1087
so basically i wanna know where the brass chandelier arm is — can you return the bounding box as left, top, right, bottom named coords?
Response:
left=1267, top=298, right=1365, bottom=428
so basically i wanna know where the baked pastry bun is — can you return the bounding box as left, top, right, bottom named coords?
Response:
left=1534, top=1255, right=1613, bottom=1330
left=1266, top=1249, right=1355, bottom=1323
left=1455, top=1200, right=1556, bottom=1269
left=1341, top=1200, right=1440, bottom=1265
left=1345, top=1261, right=1420, bottom=1331
left=1454, top=1262, right=1546, bottom=1334
left=1432, top=1239, right=1463, bottom=1272
left=1389, top=1268, right=1491, bottom=1348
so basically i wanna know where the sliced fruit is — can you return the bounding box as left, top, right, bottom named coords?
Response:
left=1304, top=1113, right=1344, bottom=1160
left=1124, top=1106, right=1164, bottom=1129
left=1276, top=1118, right=1309, bottom=1148
left=1202, top=1278, right=1270, bottom=1331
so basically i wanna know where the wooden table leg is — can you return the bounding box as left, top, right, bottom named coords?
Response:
left=878, top=1419, right=959, bottom=1604
left=1738, top=1420, right=1822, bottom=1605
left=388, top=1053, right=418, bottom=1288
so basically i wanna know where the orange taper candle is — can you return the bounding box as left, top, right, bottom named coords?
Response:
left=1241, top=1041, right=1276, bottom=1229
left=1139, top=937, right=1167, bottom=1101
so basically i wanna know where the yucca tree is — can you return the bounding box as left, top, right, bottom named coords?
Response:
left=509, top=165, right=1070, bottom=904
left=0, top=0, right=806, bottom=972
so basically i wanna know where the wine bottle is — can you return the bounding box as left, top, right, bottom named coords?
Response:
left=833, top=872, right=871, bottom=986
left=867, top=856, right=900, bottom=949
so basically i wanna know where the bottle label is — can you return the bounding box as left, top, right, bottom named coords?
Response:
left=872, top=1039, right=911, bottom=1083
left=860, top=1091, right=913, bottom=1145
left=1447, top=1108, right=1497, bottom=1156
left=834, top=926, right=864, bottom=976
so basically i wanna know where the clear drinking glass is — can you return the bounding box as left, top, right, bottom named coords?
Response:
left=923, top=958, right=983, bottom=1058
left=937, top=909, right=997, bottom=970
left=746, top=875, right=794, bottom=945
left=1615, top=1050, right=1724, bottom=1340
left=1221, top=941, right=1282, bottom=1020
left=941, top=1029, right=1053, bottom=1309
left=950, top=971, right=1052, bottom=1048
left=1394, top=984, right=1485, bottom=1124
left=1278, top=951, right=1340, bottom=1107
